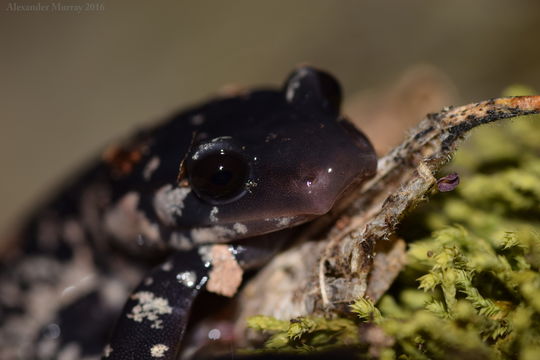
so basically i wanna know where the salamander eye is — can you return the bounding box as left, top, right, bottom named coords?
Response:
left=188, top=148, right=249, bottom=204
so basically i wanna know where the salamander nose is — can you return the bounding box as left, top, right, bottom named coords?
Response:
left=302, top=174, right=322, bottom=194
left=292, top=121, right=377, bottom=216
left=295, top=167, right=346, bottom=215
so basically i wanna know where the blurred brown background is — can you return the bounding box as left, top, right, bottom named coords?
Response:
left=1, top=0, right=540, bottom=234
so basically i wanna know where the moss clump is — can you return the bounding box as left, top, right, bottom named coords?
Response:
left=246, top=88, right=540, bottom=359
left=246, top=315, right=359, bottom=353
left=371, top=227, right=540, bottom=359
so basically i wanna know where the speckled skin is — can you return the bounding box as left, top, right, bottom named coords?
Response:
left=0, top=67, right=376, bottom=360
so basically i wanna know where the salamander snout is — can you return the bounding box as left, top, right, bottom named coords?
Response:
left=295, top=168, right=342, bottom=215
left=291, top=128, right=377, bottom=216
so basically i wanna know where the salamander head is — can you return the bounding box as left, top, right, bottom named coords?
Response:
left=148, top=67, right=376, bottom=247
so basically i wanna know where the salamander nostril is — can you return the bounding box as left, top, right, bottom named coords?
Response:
left=302, top=175, right=317, bottom=188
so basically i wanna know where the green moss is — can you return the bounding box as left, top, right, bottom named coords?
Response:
left=246, top=87, right=540, bottom=359
left=246, top=315, right=360, bottom=353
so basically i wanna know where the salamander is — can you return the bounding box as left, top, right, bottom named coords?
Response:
left=0, top=67, right=377, bottom=360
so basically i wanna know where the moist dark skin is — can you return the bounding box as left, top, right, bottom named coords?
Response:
left=0, top=67, right=376, bottom=360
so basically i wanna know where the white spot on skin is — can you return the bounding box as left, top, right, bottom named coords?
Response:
left=190, top=226, right=236, bottom=244
left=143, top=156, right=160, bottom=181
left=233, top=223, right=247, bottom=234
left=0, top=239, right=104, bottom=358
left=103, top=344, right=113, bottom=357
left=277, top=217, right=293, bottom=227
left=208, top=328, right=221, bottom=340
left=105, top=192, right=161, bottom=245
left=190, top=114, right=205, bottom=126
left=144, top=277, right=154, bottom=286
left=57, top=343, right=80, bottom=360
left=153, top=185, right=191, bottom=226
left=176, top=271, right=197, bottom=287
left=36, top=336, right=59, bottom=359
left=0, top=281, right=20, bottom=308
left=228, top=245, right=241, bottom=256
left=150, top=344, right=169, bottom=358
left=127, top=292, right=173, bottom=329
left=169, top=232, right=193, bottom=250
left=161, top=262, right=172, bottom=271
left=58, top=264, right=97, bottom=304
left=101, top=279, right=129, bottom=308
left=62, top=220, right=85, bottom=246
left=209, top=207, right=219, bottom=223
left=198, top=245, right=213, bottom=265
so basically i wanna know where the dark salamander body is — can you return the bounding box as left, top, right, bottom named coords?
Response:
left=0, top=67, right=376, bottom=359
